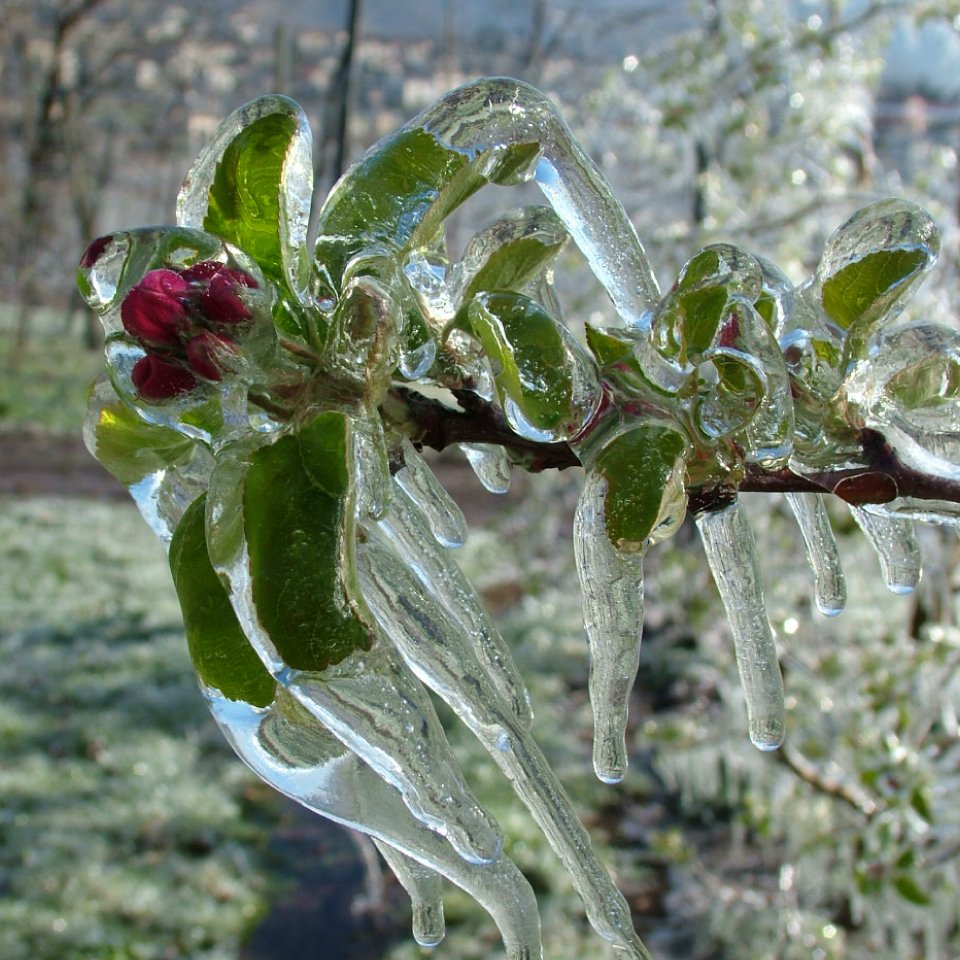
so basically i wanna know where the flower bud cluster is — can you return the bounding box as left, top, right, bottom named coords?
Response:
left=120, top=261, right=259, bottom=402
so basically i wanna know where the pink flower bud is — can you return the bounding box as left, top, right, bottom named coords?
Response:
left=131, top=353, right=197, bottom=401
left=121, top=269, right=191, bottom=346
left=80, top=235, right=112, bottom=269
left=200, top=268, right=258, bottom=325
left=186, top=330, right=237, bottom=381
left=180, top=260, right=225, bottom=284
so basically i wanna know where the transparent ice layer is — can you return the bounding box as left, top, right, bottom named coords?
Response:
left=574, top=470, right=646, bottom=783
left=696, top=502, right=786, bottom=751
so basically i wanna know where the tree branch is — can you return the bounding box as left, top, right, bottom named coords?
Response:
left=776, top=742, right=881, bottom=818
left=387, top=386, right=960, bottom=513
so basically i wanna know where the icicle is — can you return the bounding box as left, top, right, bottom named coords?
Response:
left=573, top=470, right=645, bottom=784
left=208, top=691, right=543, bottom=960
left=357, top=522, right=653, bottom=960
left=377, top=483, right=533, bottom=727
left=785, top=492, right=846, bottom=615
left=849, top=506, right=922, bottom=594
left=394, top=438, right=469, bottom=548
left=695, top=501, right=786, bottom=751
left=288, top=647, right=503, bottom=866
left=459, top=442, right=512, bottom=493
left=373, top=840, right=446, bottom=947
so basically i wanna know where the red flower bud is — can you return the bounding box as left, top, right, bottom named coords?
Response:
left=80, top=235, right=112, bottom=269
left=121, top=269, right=191, bottom=346
left=186, top=330, right=237, bottom=381
left=131, top=354, right=197, bottom=401
left=180, top=260, right=226, bottom=284
left=200, top=268, right=258, bottom=325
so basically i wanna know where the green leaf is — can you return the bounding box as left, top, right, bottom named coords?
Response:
left=85, top=380, right=196, bottom=486
left=585, top=323, right=633, bottom=368
left=169, top=495, right=276, bottom=708
left=243, top=411, right=374, bottom=672
left=456, top=207, right=568, bottom=314
left=314, top=128, right=544, bottom=296
left=910, top=785, right=934, bottom=824
left=821, top=249, right=928, bottom=332
left=463, top=291, right=575, bottom=434
left=893, top=873, right=932, bottom=907
left=885, top=352, right=960, bottom=412
left=178, top=97, right=312, bottom=293
left=595, top=425, right=687, bottom=550
left=314, top=127, right=475, bottom=295
left=203, top=112, right=299, bottom=283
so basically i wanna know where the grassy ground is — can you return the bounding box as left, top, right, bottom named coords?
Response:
left=0, top=497, right=274, bottom=960
left=0, top=308, right=104, bottom=435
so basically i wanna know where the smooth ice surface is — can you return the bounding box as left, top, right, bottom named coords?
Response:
left=785, top=492, right=847, bottom=615
left=394, top=439, right=469, bottom=548
left=696, top=502, right=786, bottom=751
left=209, top=690, right=543, bottom=960
left=840, top=322, right=960, bottom=490
left=357, top=519, right=652, bottom=959
left=377, top=483, right=533, bottom=727
left=459, top=442, right=512, bottom=493
left=373, top=840, right=446, bottom=947
left=574, top=471, right=645, bottom=783
left=849, top=506, right=922, bottom=594
left=289, top=648, right=504, bottom=866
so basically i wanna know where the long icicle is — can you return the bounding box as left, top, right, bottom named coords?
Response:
left=208, top=691, right=542, bottom=960
left=573, top=470, right=645, bottom=783
left=358, top=517, right=652, bottom=960
left=377, top=483, right=534, bottom=727
left=695, top=500, right=786, bottom=751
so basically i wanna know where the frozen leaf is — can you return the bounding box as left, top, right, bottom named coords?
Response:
left=839, top=322, right=960, bottom=485
left=178, top=96, right=314, bottom=296
left=590, top=424, right=687, bottom=552
left=816, top=199, right=939, bottom=356
left=242, top=411, right=375, bottom=671
left=458, top=290, right=599, bottom=440
left=83, top=378, right=196, bottom=486
left=170, top=495, right=276, bottom=708
left=652, top=244, right=762, bottom=361
left=452, top=205, right=568, bottom=311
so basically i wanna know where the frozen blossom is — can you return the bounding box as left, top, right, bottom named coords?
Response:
left=78, top=77, right=960, bottom=960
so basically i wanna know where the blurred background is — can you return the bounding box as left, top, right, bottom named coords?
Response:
left=2, top=1, right=960, bottom=958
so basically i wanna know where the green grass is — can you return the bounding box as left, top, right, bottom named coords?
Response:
left=0, top=306, right=104, bottom=434
left=0, top=497, right=273, bottom=959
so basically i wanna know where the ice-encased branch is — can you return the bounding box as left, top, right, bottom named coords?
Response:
left=389, top=386, right=960, bottom=510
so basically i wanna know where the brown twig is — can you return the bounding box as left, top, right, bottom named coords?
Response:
left=387, top=386, right=960, bottom=512
left=776, top=742, right=882, bottom=818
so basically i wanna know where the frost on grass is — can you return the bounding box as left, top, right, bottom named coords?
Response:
left=0, top=499, right=268, bottom=960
